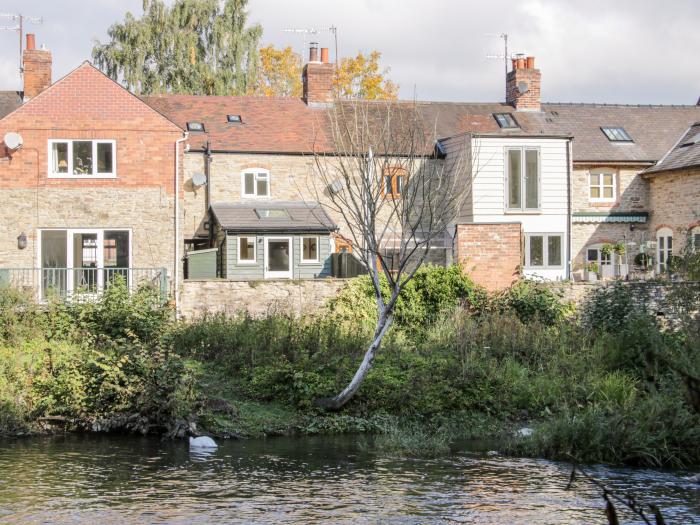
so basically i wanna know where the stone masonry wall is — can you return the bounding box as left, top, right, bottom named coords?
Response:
left=455, top=223, right=521, bottom=290
left=180, top=278, right=349, bottom=318
left=647, top=168, right=700, bottom=247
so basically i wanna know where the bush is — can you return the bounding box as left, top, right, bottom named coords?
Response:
left=494, top=280, right=572, bottom=325
left=581, top=282, right=640, bottom=333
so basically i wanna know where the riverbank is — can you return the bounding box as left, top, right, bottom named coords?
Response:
left=1, top=268, right=699, bottom=468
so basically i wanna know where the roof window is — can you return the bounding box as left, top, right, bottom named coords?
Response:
left=187, top=122, right=205, bottom=132
left=681, top=132, right=700, bottom=147
left=601, top=127, right=633, bottom=142
left=227, top=114, right=243, bottom=124
left=494, top=113, right=519, bottom=129
left=255, top=209, right=289, bottom=219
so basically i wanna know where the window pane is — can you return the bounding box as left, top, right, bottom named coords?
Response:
left=256, top=177, right=269, bottom=196
left=603, top=187, right=613, bottom=198
left=52, top=142, right=68, bottom=173
left=385, top=175, right=393, bottom=195
left=529, top=236, right=543, bottom=266
left=244, top=173, right=255, bottom=195
left=590, top=173, right=600, bottom=186
left=239, top=237, right=255, bottom=261
left=396, top=176, right=404, bottom=195
left=104, top=231, right=129, bottom=267
left=303, top=237, right=318, bottom=261
left=587, top=249, right=598, bottom=262
left=590, top=187, right=600, bottom=198
left=603, top=173, right=613, bottom=186
left=548, top=236, right=562, bottom=266
left=508, top=150, right=521, bottom=208
left=667, top=237, right=672, bottom=250
left=694, top=233, right=700, bottom=252
left=97, top=143, right=113, bottom=173
left=72, top=141, right=93, bottom=175
left=525, top=150, right=539, bottom=209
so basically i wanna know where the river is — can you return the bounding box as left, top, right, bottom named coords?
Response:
left=0, top=434, right=697, bottom=524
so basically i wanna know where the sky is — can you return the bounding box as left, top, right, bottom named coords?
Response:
left=0, top=0, right=699, bottom=105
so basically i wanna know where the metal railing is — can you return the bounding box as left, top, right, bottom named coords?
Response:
left=0, top=267, right=169, bottom=302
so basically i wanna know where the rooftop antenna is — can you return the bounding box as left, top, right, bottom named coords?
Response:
left=485, top=33, right=510, bottom=79
left=0, top=12, right=43, bottom=77
left=283, top=26, right=338, bottom=66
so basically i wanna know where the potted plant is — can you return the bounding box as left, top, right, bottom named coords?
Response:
left=585, top=261, right=599, bottom=282
left=613, top=242, right=628, bottom=278
left=600, top=244, right=615, bottom=279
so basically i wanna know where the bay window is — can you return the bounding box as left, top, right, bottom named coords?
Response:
left=506, top=148, right=539, bottom=211
left=48, top=140, right=115, bottom=178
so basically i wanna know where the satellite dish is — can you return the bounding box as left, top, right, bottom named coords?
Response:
left=517, top=81, right=529, bottom=95
left=328, top=179, right=345, bottom=194
left=3, top=132, right=23, bottom=150
left=192, top=172, right=207, bottom=186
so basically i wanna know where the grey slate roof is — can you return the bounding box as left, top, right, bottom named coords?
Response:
left=211, top=201, right=338, bottom=233
left=0, top=91, right=21, bottom=119
left=642, top=122, right=700, bottom=175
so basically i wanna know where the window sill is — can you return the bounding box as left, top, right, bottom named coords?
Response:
left=504, top=209, right=542, bottom=215
left=241, top=195, right=271, bottom=199
left=300, top=260, right=321, bottom=265
left=236, top=261, right=258, bottom=265
left=48, top=174, right=117, bottom=179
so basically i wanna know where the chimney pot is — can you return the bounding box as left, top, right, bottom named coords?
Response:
left=309, top=42, right=319, bottom=62
left=22, top=33, right=52, bottom=100
left=506, top=55, right=541, bottom=111
left=320, top=47, right=329, bottom=63
left=526, top=56, right=535, bottom=69
left=26, top=33, right=35, bottom=50
left=516, top=57, right=525, bottom=69
left=511, top=58, right=517, bottom=70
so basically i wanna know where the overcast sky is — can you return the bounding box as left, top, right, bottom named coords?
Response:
left=1, top=0, right=698, bottom=104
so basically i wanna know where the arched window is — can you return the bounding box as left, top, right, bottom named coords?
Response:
left=241, top=168, right=270, bottom=197
left=656, top=227, right=673, bottom=273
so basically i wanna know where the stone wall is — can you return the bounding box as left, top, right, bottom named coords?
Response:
left=647, top=168, right=700, bottom=245
left=180, top=278, right=350, bottom=318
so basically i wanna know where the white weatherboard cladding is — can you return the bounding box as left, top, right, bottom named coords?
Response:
left=470, top=136, right=570, bottom=281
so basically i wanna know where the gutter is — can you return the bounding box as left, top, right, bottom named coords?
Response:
left=174, top=132, right=189, bottom=317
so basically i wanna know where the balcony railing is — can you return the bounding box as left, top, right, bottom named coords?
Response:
left=0, top=267, right=169, bottom=302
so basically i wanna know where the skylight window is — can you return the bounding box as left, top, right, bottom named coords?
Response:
left=255, top=209, right=289, bottom=219
left=187, top=122, right=205, bottom=132
left=601, top=127, right=633, bottom=142
left=227, top=114, right=243, bottom=124
left=681, top=132, right=700, bottom=147
left=494, top=113, right=519, bottom=129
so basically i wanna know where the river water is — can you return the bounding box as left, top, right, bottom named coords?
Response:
left=0, top=434, right=697, bottom=524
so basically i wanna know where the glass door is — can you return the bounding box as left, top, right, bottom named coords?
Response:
left=69, top=230, right=103, bottom=298
left=40, top=230, right=68, bottom=300
left=264, top=237, right=292, bottom=279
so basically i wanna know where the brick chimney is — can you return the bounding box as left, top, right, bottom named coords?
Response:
left=22, top=34, right=52, bottom=101
left=506, top=55, right=541, bottom=111
left=302, top=42, right=333, bottom=106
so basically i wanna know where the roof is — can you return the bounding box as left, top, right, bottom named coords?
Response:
left=0, top=91, right=22, bottom=119
left=143, top=94, right=700, bottom=164
left=642, top=122, right=700, bottom=175
left=210, top=201, right=338, bottom=233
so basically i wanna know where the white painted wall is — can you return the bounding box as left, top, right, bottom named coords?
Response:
left=469, top=136, right=570, bottom=281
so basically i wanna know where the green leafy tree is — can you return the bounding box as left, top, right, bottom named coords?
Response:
left=92, top=0, right=262, bottom=95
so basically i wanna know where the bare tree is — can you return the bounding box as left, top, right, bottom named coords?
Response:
left=311, top=100, right=474, bottom=409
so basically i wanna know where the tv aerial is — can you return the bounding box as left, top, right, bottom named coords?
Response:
left=0, top=12, right=43, bottom=76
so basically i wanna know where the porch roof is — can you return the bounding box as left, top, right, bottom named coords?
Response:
left=210, top=201, right=338, bottom=233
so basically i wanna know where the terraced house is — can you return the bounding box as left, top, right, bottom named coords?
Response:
left=1, top=36, right=699, bottom=311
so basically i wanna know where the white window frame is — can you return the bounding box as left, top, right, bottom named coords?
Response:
left=525, top=233, right=564, bottom=269
left=505, top=147, right=541, bottom=212
left=241, top=168, right=270, bottom=198
left=47, top=139, right=116, bottom=179
left=690, top=227, right=700, bottom=253
left=236, top=235, right=257, bottom=265
left=300, top=236, right=320, bottom=264
left=656, top=228, right=673, bottom=273
left=589, top=169, right=617, bottom=203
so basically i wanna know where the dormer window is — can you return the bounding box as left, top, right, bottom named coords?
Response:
left=494, top=113, right=519, bottom=129
left=601, top=127, right=632, bottom=142
left=187, top=122, right=205, bottom=132
left=227, top=114, right=243, bottom=124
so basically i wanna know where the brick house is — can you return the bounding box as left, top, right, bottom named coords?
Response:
left=0, top=35, right=184, bottom=301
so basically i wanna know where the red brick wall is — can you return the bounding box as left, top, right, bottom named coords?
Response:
left=506, top=68, right=541, bottom=111
left=303, top=62, right=334, bottom=105
left=455, top=223, right=522, bottom=290
left=23, top=48, right=52, bottom=100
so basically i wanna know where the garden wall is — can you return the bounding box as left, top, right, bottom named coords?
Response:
left=179, top=279, right=349, bottom=319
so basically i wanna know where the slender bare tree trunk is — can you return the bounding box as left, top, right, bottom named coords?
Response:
left=315, top=309, right=394, bottom=410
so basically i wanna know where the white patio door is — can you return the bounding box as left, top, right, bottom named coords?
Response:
left=264, top=237, right=293, bottom=279
left=68, top=229, right=104, bottom=297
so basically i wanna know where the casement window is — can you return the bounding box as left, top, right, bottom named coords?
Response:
left=691, top=227, right=700, bottom=253
left=506, top=148, right=539, bottom=211
left=525, top=233, right=563, bottom=268
left=657, top=228, right=673, bottom=273
left=48, top=140, right=115, bottom=178
left=237, top=236, right=256, bottom=264
left=589, top=170, right=616, bottom=202
left=301, top=236, right=320, bottom=263
left=382, top=167, right=405, bottom=198
left=241, top=169, right=270, bottom=197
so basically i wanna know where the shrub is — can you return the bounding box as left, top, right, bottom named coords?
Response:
left=581, top=281, right=640, bottom=333
left=494, top=280, right=571, bottom=325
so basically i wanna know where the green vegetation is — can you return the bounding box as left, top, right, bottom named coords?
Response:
left=1, top=266, right=699, bottom=468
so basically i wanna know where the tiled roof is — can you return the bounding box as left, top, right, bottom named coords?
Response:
left=143, top=94, right=700, bottom=163
left=0, top=91, right=22, bottom=119
left=642, top=122, right=700, bottom=175
left=210, top=201, right=338, bottom=232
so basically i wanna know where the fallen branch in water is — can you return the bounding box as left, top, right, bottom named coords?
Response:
left=566, top=463, right=666, bottom=525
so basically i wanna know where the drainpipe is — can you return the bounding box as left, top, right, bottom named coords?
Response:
left=205, top=139, right=213, bottom=247
left=566, top=138, right=573, bottom=280
left=174, top=132, right=189, bottom=317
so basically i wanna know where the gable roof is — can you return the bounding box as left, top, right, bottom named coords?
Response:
left=0, top=91, right=22, bottom=119
left=642, top=122, right=700, bottom=175
left=211, top=201, right=338, bottom=233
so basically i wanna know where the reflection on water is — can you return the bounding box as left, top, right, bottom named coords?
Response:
left=0, top=434, right=698, bottom=524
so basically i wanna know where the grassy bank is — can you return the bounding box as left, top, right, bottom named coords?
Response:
left=1, top=268, right=699, bottom=468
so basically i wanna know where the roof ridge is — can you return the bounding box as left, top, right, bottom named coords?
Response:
left=543, top=102, right=700, bottom=109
